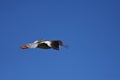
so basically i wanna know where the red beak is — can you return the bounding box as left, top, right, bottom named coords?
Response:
left=21, top=45, right=28, bottom=49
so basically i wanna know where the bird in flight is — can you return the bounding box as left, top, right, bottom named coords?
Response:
left=21, top=40, right=66, bottom=50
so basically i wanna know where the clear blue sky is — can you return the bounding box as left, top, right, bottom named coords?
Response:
left=0, top=0, right=120, bottom=80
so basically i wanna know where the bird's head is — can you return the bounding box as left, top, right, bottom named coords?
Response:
left=21, top=43, right=38, bottom=49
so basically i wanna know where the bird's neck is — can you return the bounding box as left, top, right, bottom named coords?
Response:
left=26, top=43, right=38, bottom=48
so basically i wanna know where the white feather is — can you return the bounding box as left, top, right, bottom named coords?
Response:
left=26, top=43, right=38, bottom=48
left=41, top=41, right=52, bottom=47
left=34, top=40, right=39, bottom=43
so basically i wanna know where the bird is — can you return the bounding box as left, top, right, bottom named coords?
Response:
left=21, top=40, right=66, bottom=50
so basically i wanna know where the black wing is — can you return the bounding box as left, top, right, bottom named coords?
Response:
left=37, top=43, right=51, bottom=49
left=51, top=41, right=60, bottom=50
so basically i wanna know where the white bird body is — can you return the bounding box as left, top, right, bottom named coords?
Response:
left=21, top=40, right=65, bottom=50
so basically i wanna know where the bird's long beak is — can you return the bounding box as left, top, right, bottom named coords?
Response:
left=21, top=45, right=28, bottom=49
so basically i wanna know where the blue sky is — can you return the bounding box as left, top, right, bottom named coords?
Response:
left=0, top=0, right=120, bottom=80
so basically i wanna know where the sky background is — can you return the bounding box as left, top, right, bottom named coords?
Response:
left=0, top=0, right=120, bottom=80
